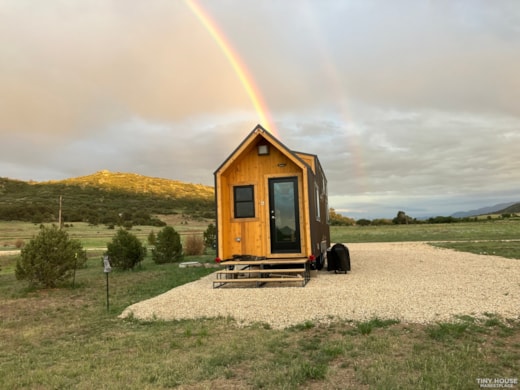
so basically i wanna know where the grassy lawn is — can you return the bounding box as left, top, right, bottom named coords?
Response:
left=431, top=241, right=520, bottom=260
left=0, top=221, right=519, bottom=388
left=0, top=217, right=211, bottom=251
left=332, top=220, right=520, bottom=243
left=332, top=220, right=520, bottom=260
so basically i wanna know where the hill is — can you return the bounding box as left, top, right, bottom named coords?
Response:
left=451, top=202, right=517, bottom=218
left=496, top=202, right=520, bottom=215
left=54, top=170, right=213, bottom=199
left=0, top=170, right=215, bottom=225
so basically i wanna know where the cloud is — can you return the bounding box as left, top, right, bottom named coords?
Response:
left=1, top=0, right=519, bottom=219
left=0, top=1, right=253, bottom=136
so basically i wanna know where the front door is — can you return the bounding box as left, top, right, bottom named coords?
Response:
left=268, top=177, right=301, bottom=253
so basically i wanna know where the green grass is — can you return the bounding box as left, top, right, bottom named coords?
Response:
left=356, top=318, right=401, bottom=335
left=0, top=251, right=518, bottom=389
left=331, top=220, right=520, bottom=260
left=431, top=240, right=520, bottom=260
left=1, top=221, right=519, bottom=388
left=0, top=219, right=211, bottom=251
left=331, top=220, right=520, bottom=243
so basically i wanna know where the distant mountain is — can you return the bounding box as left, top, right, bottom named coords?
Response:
left=495, top=202, right=520, bottom=215
left=451, top=202, right=517, bottom=218
left=0, top=170, right=215, bottom=224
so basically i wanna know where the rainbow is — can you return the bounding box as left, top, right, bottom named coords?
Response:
left=184, top=0, right=278, bottom=137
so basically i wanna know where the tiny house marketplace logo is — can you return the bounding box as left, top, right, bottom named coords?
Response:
left=477, top=378, right=518, bottom=388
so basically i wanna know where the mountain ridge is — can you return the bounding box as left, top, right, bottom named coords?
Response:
left=42, top=170, right=214, bottom=199
left=0, top=170, right=215, bottom=224
left=451, top=202, right=518, bottom=218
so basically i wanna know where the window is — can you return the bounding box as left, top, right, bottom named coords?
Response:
left=234, top=185, right=255, bottom=218
left=315, top=183, right=321, bottom=221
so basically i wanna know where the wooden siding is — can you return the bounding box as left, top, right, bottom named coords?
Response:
left=294, top=152, right=316, bottom=174
left=215, top=125, right=330, bottom=263
left=216, top=140, right=309, bottom=260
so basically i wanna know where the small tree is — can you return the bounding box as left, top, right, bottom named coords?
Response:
left=356, top=218, right=371, bottom=226
left=152, top=226, right=182, bottom=264
left=203, top=223, right=216, bottom=248
left=393, top=211, right=412, bottom=225
left=106, top=229, right=146, bottom=270
left=15, top=225, right=87, bottom=288
left=147, top=230, right=156, bottom=246
left=329, top=208, right=355, bottom=226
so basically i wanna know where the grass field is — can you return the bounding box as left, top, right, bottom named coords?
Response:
left=332, top=219, right=520, bottom=243
left=1, top=221, right=519, bottom=388
left=0, top=216, right=211, bottom=251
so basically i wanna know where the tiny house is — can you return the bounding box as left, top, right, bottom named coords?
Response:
left=214, top=125, right=330, bottom=266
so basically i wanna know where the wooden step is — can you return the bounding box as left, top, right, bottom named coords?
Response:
left=217, top=269, right=304, bottom=274
left=214, top=257, right=310, bottom=288
left=213, top=276, right=305, bottom=288
left=216, top=276, right=302, bottom=282
left=219, top=258, right=308, bottom=266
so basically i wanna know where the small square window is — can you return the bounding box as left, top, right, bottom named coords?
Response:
left=258, top=144, right=269, bottom=155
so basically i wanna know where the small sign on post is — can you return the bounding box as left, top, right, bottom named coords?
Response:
left=103, top=255, right=112, bottom=273
left=103, top=255, right=112, bottom=312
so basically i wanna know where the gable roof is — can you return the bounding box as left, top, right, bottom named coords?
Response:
left=214, top=124, right=311, bottom=176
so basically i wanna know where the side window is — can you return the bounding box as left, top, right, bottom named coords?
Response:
left=234, top=185, right=255, bottom=218
left=315, top=183, right=321, bottom=221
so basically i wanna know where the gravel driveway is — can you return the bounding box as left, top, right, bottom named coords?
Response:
left=120, top=242, right=520, bottom=329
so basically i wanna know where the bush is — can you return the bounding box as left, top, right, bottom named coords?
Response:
left=105, top=229, right=146, bottom=270
left=184, top=235, right=205, bottom=256
left=371, top=218, right=393, bottom=226
left=356, top=219, right=371, bottom=226
left=148, top=230, right=156, bottom=246
left=152, top=226, right=182, bottom=264
left=15, top=225, right=87, bottom=288
left=203, top=223, right=216, bottom=248
left=329, top=208, right=355, bottom=226
left=14, top=239, right=25, bottom=249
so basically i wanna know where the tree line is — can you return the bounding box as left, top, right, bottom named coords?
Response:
left=329, top=208, right=519, bottom=226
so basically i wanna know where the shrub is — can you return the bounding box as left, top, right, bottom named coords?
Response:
left=371, top=218, right=393, bottom=226
left=356, top=219, right=371, bottom=226
left=14, top=239, right=25, bottom=249
left=106, top=229, right=146, bottom=270
left=329, top=208, right=355, bottom=226
left=184, top=235, right=205, bottom=256
left=203, top=223, right=216, bottom=248
left=148, top=230, right=156, bottom=246
left=152, top=226, right=182, bottom=264
left=15, top=225, right=87, bottom=288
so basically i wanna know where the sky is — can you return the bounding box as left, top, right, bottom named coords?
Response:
left=1, top=0, right=519, bottom=220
